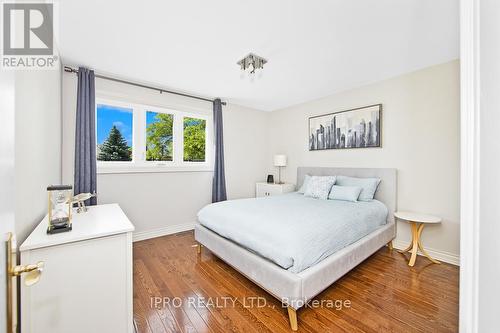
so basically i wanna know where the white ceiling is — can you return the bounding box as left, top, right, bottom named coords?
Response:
left=58, top=0, right=458, bottom=111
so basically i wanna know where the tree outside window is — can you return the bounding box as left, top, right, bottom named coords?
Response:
left=96, top=104, right=133, bottom=161
left=183, top=117, right=206, bottom=162
left=146, top=111, right=173, bottom=161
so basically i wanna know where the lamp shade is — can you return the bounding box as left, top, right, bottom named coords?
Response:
left=274, top=154, right=287, bottom=167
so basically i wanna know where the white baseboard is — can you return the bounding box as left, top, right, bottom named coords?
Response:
left=392, top=239, right=460, bottom=266
left=133, top=223, right=195, bottom=242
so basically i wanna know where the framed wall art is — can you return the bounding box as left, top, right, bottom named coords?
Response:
left=309, top=104, right=382, bottom=150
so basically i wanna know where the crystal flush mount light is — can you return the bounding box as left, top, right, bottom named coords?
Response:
left=237, top=53, right=267, bottom=74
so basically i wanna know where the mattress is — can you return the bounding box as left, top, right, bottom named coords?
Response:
left=197, top=192, right=388, bottom=273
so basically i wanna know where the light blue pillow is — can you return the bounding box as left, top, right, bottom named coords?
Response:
left=335, top=176, right=381, bottom=201
left=328, top=185, right=362, bottom=202
left=304, top=176, right=336, bottom=200
left=298, top=174, right=311, bottom=194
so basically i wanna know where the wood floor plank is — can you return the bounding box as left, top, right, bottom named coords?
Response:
left=149, top=237, right=260, bottom=332
left=133, top=231, right=459, bottom=332
left=134, top=259, right=174, bottom=332
left=198, top=258, right=292, bottom=333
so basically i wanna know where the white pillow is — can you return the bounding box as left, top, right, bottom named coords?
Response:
left=328, top=185, right=362, bottom=202
left=335, top=176, right=381, bottom=201
left=304, top=176, right=336, bottom=200
left=298, top=175, right=311, bottom=194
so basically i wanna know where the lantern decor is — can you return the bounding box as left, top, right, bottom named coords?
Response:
left=47, top=185, right=73, bottom=234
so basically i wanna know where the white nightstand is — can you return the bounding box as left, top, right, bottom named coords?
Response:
left=256, top=182, right=295, bottom=197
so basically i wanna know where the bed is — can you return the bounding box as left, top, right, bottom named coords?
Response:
left=195, top=167, right=397, bottom=331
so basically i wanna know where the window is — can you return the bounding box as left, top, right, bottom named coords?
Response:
left=97, top=104, right=133, bottom=162
left=96, top=98, right=212, bottom=173
left=146, top=111, right=173, bottom=161
left=183, top=117, right=206, bottom=162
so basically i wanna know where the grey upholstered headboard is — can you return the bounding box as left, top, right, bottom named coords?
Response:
left=297, top=167, right=397, bottom=223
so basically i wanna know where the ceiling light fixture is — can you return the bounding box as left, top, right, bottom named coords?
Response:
left=237, top=53, right=267, bottom=74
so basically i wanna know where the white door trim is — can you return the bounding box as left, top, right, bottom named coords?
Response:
left=459, top=0, right=480, bottom=331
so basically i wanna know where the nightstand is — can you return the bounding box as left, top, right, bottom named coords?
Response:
left=256, top=182, right=295, bottom=197
left=394, top=211, right=441, bottom=267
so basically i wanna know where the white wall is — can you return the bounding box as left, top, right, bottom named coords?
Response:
left=477, top=0, right=500, bottom=330
left=15, top=66, right=62, bottom=243
left=62, top=73, right=269, bottom=237
left=267, top=60, right=460, bottom=259
left=224, top=103, right=269, bottom=199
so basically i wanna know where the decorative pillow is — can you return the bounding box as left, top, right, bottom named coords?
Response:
left=335, top=176, right=381, bottom=201
left=298, top=174, right=312, bottom=194
left=328, top=185, right=362, bottom=202
left=304, top=176, right=336, bottom=200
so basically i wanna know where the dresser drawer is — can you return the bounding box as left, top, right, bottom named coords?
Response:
left=256, top=183, right=295, bottom=197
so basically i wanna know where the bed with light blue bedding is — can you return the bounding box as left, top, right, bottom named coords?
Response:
left=197, top=192, right=388, bottom=273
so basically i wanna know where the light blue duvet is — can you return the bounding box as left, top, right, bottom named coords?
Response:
left=197, top=193, right=388, bottom=273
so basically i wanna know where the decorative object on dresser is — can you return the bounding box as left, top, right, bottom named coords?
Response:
left=394, top=211, right=442, bottom=267
left=20, top=204, right=135, bottom=333
left=309, top=104, right=382, bottom=150
left=256, top=182, right=295, bottom=197
left=71, top=192, right=97, bottom=213
left=266, top=174, right=274, bottom=184
left=273, top=154, right=287, bottom=184
left=47, top=185, right=73, bottom=234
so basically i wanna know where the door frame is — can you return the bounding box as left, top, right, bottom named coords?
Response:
left=459, top=0, right=480, bottom=331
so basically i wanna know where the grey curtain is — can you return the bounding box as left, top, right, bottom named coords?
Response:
left=212, top=99, right=227, bottom=202
left=74, top=67, right=97, bottom=205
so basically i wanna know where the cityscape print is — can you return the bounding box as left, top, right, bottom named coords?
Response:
left=309, top=104, right=382, bottom=150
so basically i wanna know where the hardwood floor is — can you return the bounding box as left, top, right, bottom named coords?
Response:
left=133, top=231, right=459, bottom=333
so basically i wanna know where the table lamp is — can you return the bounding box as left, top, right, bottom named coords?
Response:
left=274, top=154, right=287, bottom=184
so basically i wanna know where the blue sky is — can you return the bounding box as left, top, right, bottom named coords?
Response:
left=97, top=104, right=133, bottom=146
left=146, top=111, right=160, bottom=126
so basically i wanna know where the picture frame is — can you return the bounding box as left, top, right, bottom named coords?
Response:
left=309, top=104, right=382, bottom=150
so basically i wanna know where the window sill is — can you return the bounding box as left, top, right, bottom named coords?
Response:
left=97, top=165, right=214, bottom=175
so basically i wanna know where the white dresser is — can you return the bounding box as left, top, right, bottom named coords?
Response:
left=255, top=182, right=295, bottom=197
left=19, top=204, right=135, bottom=333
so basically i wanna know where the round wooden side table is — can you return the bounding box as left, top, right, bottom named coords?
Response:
left=394, top=211, right=442, bottom=267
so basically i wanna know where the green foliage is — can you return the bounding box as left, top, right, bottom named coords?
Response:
left=184, top=118, right=206, bottom=162
left=97, top=126, right=131, bottom=161
left=146, top=113, right=173, bottom=161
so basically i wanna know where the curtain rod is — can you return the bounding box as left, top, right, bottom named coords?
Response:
left=63, top=66, right=226, bottom=106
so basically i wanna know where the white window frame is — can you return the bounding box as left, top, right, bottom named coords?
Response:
left=96, top=98, right=213, bottom=174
